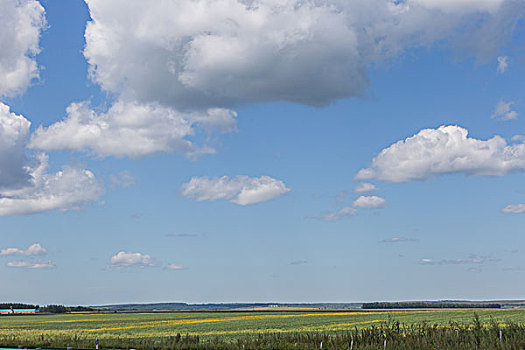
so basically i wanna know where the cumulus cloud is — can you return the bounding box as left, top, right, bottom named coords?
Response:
left=356, top=125, right=525, bottom=183
left=497, top=55, right=509, bottom=73
left=0, top=154, right=104, bottom=216
left=83, top=0, right=522, bottom=109
left=0, top=103, right=33, bottom=190
left=181, top=175, right=290, bottom=205
left=317, top=194, right=385, bottom=221
left=30, top=101, right=236, bottom=158
left=501, top=204, right=525, bottom=213
left=317, top=207, right=356, bottom=221
left=0, top=103, right=104, bottom=216
left=29, top=0, right=524, bottom=158
left=0, top=243, right=46, bottom=257
left=0, top=0, right=46, bottom=97
left=354, top=183, right=378, bottom=194
left=110, top=251, right=155, bottom=268
left=491, top=100, right=518, bottom=120
left=6, top=260, right=55, bottom=269
left=353, top=195, right=386, bottom=209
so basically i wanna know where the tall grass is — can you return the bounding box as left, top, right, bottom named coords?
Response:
left=1, top=315, right=524, bottom=349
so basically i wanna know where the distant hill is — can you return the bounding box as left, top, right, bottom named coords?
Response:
left=89, top=300, right=525, bottom=311
left=90, top=302, right=362, bottom=311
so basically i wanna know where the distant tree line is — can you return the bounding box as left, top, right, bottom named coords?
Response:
left=40, top=305, right=96, bottom=313
left=1, top=303, right=96, bottom=313
left=362, top=302, right=501, bottom=309
left=0, top=303, right=38, bottom=309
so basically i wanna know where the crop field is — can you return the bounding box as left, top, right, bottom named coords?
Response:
left=1, top=309, right=524, bottom=342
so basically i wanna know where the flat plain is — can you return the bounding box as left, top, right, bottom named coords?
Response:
left=1, top=309, right=524, bottom=341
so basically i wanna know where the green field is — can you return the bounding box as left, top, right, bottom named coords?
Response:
left=1, top=309, right=524, bottom=342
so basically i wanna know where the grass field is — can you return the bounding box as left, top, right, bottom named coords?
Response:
left=1, top=309, right=525, bottom=342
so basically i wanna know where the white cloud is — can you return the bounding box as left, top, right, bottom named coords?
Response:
left=419, top=258, right=436, bottom=264
left=317, top=207, right=356, bottom=221
left=83, top=0, right=520, bottom=110
left=381, top=237, right=417, bottom=243
left=501, top=204, right=525, bottom=213
left=512, top=135, right=525, bottom=142
left=181, top=175, right=290, bottom=205
left=0, top=243, right=46, bottom=257
left=491, top=100, right=518, bottom=120
left=354, top=183, right=378, bottom=194
left=167, top=264, right=183, bottom=270
left=0, top=0, right=46, bottom=97
left=29, top=0, right=522, bottom=158
left=419, top=255, right=499, bottom=265
left=356, top=125, right=525, bottom=183
left=30, top=101, right=235, bottom=158
left=497, top=55, right=509, bottom=73
left=353, top=195, right=386, bottom=209
left=110, top=251, right=154, bottom=268
left=0, top=103, right=104, bottom=216
left=6, top=260, right=55, bottom=269
left=0, top=153, right=104, bottom=216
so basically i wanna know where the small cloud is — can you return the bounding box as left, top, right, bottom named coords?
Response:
left=420, top=255, right=499, bottom=266
left=7, top=260, right=55, bottom=269
left=381, top=237, right=417, bottom=243
left=167, top=264, right=183, bottom=270
left=167, top=233, right=199, bottom=238
left=131, top=212, right=143, bottom=219
left=110, top=171, right=135, bottom=189
left=419, top=258, right=436, bottom=265
left=497, top=56, right=508, bottom=74
left=110, top=251, right=155, bottom=269
left=503, top=266, right=522, bottom=271
left=491, top=100, right=518, bottom=121
left=355, top=125, right=525, bottom=183
left=181, top=175, right=290, bottom=205
left=0, top=243, right=47, bottom=257
left=290, top=260, right=308, bottom=265
left=354, top=183, right=378, bottom=194
left=512, top=135, right=525, bottom=142
left=501, top=204, right=525, bottom=214
left=353, top=195, right=386, bottom=209
left=317, top=207, right=356, bottom=221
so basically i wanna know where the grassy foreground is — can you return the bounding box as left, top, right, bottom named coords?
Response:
left=1, top=309, right=525, bottom=349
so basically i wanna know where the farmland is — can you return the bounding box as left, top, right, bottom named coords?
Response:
left=1, top=308, right=525, bottom=349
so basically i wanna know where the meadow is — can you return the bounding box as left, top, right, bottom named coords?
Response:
left=1, top=309, right=525, bottom=349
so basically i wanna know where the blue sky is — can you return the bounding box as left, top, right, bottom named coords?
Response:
left=0, top=0, right=524, bottom=305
